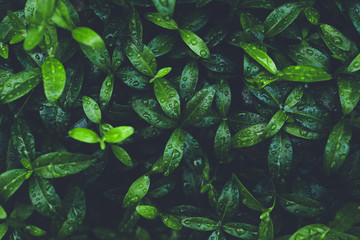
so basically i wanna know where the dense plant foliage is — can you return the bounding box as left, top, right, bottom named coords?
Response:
left=1, top=0, right=360, bottom=239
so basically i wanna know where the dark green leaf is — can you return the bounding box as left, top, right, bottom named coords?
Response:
left=0, top=68, right=42, bottom=104
left=162, top=128, right=186, bottom=176
left=239, top=0, right=273, bottom=9
left=69, top=128, right=100, bottom=143
left=144, top=12, right=179, bottom=30
left=264, top=2, right=304, bottom=38
left=33, top=152, right=96, bottom=178
left=304, top=7, right=320, bottom=25
left=196, top=0, right=213, bottom=8
left=0, top=205, right=6, bottom=220
left=136, top=205, right=159, bottom=219
left=111, top=145, right=133, bottom=167
left=29, top=176, right=62, bottom=218
left=122, top=175, right=150, bottom=207
left=42, top=57, right=66, bottom=102
left=11, top=119, right=35, bottom=161
left=148, top=33, right=176, bottom=57
left=232, top=123, right=267, bottom=148
left=201, top=53, right=235, bottom=73
left=152, top=0, right=176, bottom=19
left=347, top=53, right=360, bottom=73
left=0, top=223, right=8, bottom=239
left=279, top=193, right=325, bottom=217
left=180, top=59, right=199, bottom=100
left=181, top=217, right=218, bottom=231
left=268, top=132, right=293, bottom=180
left=239, top=42, right=277, bottom=75
left=228, top=111, right=267, bottom=132
left=62, top=60, right=84, bottom=109
left=129, top=8, right=143, bottom=51
left=337, top=75, right=360, bottom=115
left=208, top=230, right=226, bottom=240
left=72, top=27, right=106, bottom=50
left=103, top=126, right=134, bottom=143
left=179, top=29, right=210, bottom=58
left=258, top=212, right=274, bottom=240
left=0, top=169, right=28, bottom=202
left=214, top=120, right=231, bottom=162
left=289, top=224, right=330, bottom=240
left=181, top=85, right=216, bottom=126
left=82, top=96, right=101, bottom=124
left=89, top=0, right=110, bottom=23
left=7, top=10, right=25, bottom=33
left=222, top=222, right=258, bottom=239
left=161, top=214, right=182, bottom=230
left=215, top=79, right=231, bottom=117
left=216, top=177, right=239, bottom=221
left=331, top=203, right=360, bottom=232
left=180, top=9, right=209, bottom=32
left=116, top=66, right=150, bottom=90
left=99, top=74, right=114, bottom=110
left=283, top=124, right=326, bottom=139
left=278, top=66, right=332, bottom=82
left=80, top=44, right=111, bottom=73
left=154, top=78, right=180, bottom=120
left=124, top=40, right=157, bottom=77
left=284, top=85, right=304, bottom=110
left=288, top=45, right=330, bottom=70
left=324, top=119, right=352, bottom=175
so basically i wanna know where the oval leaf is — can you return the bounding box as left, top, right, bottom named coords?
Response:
left=0, top=169, right=28, bottom=202
left=216, top=177, right=239, bottom=221
left=278, top=66, right=332, bottom=82
left=82, top=96, right=101, bottom=124
left=179, top=29, right=210, bottom=58
left=222, top=222, right=258, bottom=239
left=154, top=78, right=180, bottom=120
left=122, top=175, right=150, bottom=208
left=72, top=27, right=106, bottom=50
left=144, top=12, right=178, bottom=30
left=162, top=128, right=186, bottom=176
left=103, top=126, right=134, bottom=143
left=136, top=205, right=159, bottom=219
left=337, top=75, right=360, bottom=115
left=182, top=217, right=218, bottom=231
left=111, top=145, right=133, bottom=167
left=279, top=193, right=325, bottom=217
left=42, top=57, right=66, bottom=102
left=68, top=128, right=100, bottom=143
left=232, top=123, right=267, bottom=148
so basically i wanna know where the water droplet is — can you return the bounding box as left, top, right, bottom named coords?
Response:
left=200, top=50, right=207, bottom=57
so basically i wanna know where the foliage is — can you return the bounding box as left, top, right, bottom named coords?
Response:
left=0, top=0, right=360, bottom=239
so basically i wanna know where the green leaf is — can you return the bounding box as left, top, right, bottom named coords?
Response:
left=103, top=126, right=134, bottom=143
left=129, top=8, right=143, bottom=51
left=51, top=0, right=76, bottom=30
left=152, top=0, right=176, bottom=19
left=0, top=42, right=9, bottom=59
left=124, top=40, right=157, bottom=77
left=201, top=53, right=235, bottom=73
left=283, top=124, right=325, bottom=139
left=111, top=145, right=133, bottom=167
left=239, top=42, right=277, bottom=75
left=0, top=169, right=28, bottom=202
left=116, top=66, right=150, bottom=90
left=154, top=78, right=180, bottom=120
left=112, top=45, right=124, bottom=72
left=179, top=29, right=210, bottom=58
left=347, top=53, right=360, bottom=73
left=61, top=60, right=84, bottom=109
left=131, top=97, right=177, bottom=128
left=68, top=128, right=100, bottom=143
left=33, top=152, right=96, bottom=178
left=216, top=177, right=239, bottom=221
left=99, top=74, right=114, bottom=110
left=232, top=174, right=266, bottom=212
left=148, top=33, right=176, bottom=57
left=337, top=75, right=360, bottom=115
left=346, top=1, right=360, bottom=35
left=180, top=59, right=199, bottom=100
left=278, top=66, right=332, bottom=82
left=180, top=9, right=209, bottom=32
left=222, top=222, right=258, bottom=239
left=181, top=217, right=218, bottom=231
left=181, top=85, right=216, bottom=126
left=34, top=0, right=56, bottom=20
left=324, top=119, right=352, bottom=175
left=11, top=119, right=35, bottom=161
left=232, top=123, right=267, bottom=148
left=57, top=186, right=86, bottom=238
left=136, top=205, right=159, bottom=219
left=279, top=193, right=325, bottom=217
left=82, top=96, right=101, bottom=124
left=0, top=223, right=8, bottom=239
left=320, top=24, right=351, bottom=51
left=162, top=128, right=186, bottom=176
left=7, top=10, right=25, bottom=33
left=24, top=24, right=45, bottom=51
left=9, top=204, right=34, bottom=221
left=154, top=67, right=172, bottom=79
left=304, top=7, right=320, bottom=25
left=122, top=175, right=150, bottom=208
left=263, top=110, right=287, bottom=138
left=214, top=120, right=231, bottom=162
left=72, top=27, right=106, bottom=50
left=208, top=230, right=226, bottom=240
left=0, top=205, right=6, bottom=219
left=259, top=212, right=274, bottom=240
left=29, top=176, right=62, bottom=218
left=331, top=202, right=360, bottom=232
left=79, top=43, right=111, bottom=73
left=26, top=225, right=47, bottom=237
left=288, top=45, right=330, bottom=70
left=264, top=2, right=304, bottom=38
left=289, top=224, right=330, bottom=240
left=268, top=132, right=293, bottom=180
left=215, top=79, right=231, bottom=117
left=42, top=57, right=66, bottom=102
left=284, top=85, right=304, bottom=110
left=161, top=214, right=182, bottom=230
left=144, top=12, right=179, bottom=30
left=0, top=68, right=42, bottom=104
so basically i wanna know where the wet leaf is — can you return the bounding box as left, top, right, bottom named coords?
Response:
left=289, top=224, right=329, bottom=240
left=144, top=12, right=179, bottom=30
left=24, top=24, right=45, bottom=51
left=263, top=110, right=287, bottom=138
left=181, top=217, right=218, bottom=231
left=278, top=66, right=332, bottom=82
left=201, top=53, right=235, bottom=73
left=232, top=123, right=267, bottom=148
left=154, top=78, right=180, bottom=120
left=284, top=85, right=304, bottom=110
left=215, top=79, right=231, bottom=117
left=25, top=225, right=47, bottom=237
left=11, top=119, right=35, bottom=161
left=116, top=66, right=150, bottom=90
left=304, top=7, right=320, bottom=25
left=82, top=96, right=101, bottom=124
left=152, top=0, right=176, bottom=19
left=222, top=222, right=258, bottom=239
left=122, top=175, right=150, bottom=207
left=161, top=214, right=182, bottom=230
left=148, top=33, right=176, bottom=57
left=136, top=205, right=159, bottom=219
left=99, top=74, right=114, bottom=110
left=283, top=124, right=326, bottom=139
left=51, top=0, right=76, bottom=30
left=111, top=145, right=133, bottom=167
left=42, top=57, right=66, bottom=102
left=68, top=128, right=101, bottom=143
left=180, top=59, right=199, bottom=100
left=0, top=169, right=28, bottom=202
left=129, top=8, right=143, bottom=51
left=103, top=126, right=134, bottom=143
left=324, top=119, right=352, bottom=175
left=288, top=45, right=330, bottom=70
left=80, top=43, right=111, bottom=73
left=179, top=29, right=210, bottom=58
left=216, top=177, right=239, bottom=221
left=258, top=212, right=274, bottom=240
left=331, top=202, right=360, bottom=232
left=33, top=152, right=96, bottom=178
left=72, top=27, right=106, bottom=50
left=279, top=193, right=325, bottom=217
left=214, top=121, right=231, bottom=162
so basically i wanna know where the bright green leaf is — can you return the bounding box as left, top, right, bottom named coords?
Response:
left=82, top=96, right=102, bottom=124
left=278, top=66, right=332, bottom=82
left=0, top=169, right=28, bottom=202
left=136, top=205, right=159, bottom=219
left=103, top=126, right=134, bottom=143
left=179, top=29, right=210, bottom=58
left=144, top=12, right=179, bottom=30
left=154, top=78, right=180, bottom=120
left=111, top=145, right=133, bottom=167
left=72, top=27, right=106, bottom=50
left=122, top=175, right=150, bottom=208
left=42, top=57, right=66, bottom=102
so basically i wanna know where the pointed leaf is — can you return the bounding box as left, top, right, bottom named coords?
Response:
left=331, top=202, right=360, bottom=232
left=279, top=193, right=325, bottom=217
left=24, top=24, right=45, bottom=51
left=222, top=222, right=258, bottom=239
left=288, top=45, right=330, bottom=70
left=179, top=29, right=210, bottom=58
left=289, top=224, right=329, bottom=240
left=80, top=43, right=111, bottom=73
left=136, top=205, right=159, bottom=219
left=284, top=85, right=304, bottom=110
left=103, top=126, right=134, bottom=143
left=99, top=74, right=114, bottom=110
left=11, top=119, right=35, bottom=161
left=215, top=79, right=231, bottom=117
left=214, top=120, right=231, bottom=162
left=162, top=128, right=186, bottom=176
left=161, top=214, right=182, bottom=230
left=0, top=223, right=8, bottom=239
left=129, top=8, right=143, bottom=51
left=304, top=7, right=320, bottom=25
left=337, top=75, right=360, bottom=115
left=144, top=12, right=179, bottom=30
left=152, top=0, right=176, bottom=19
left=111, top=145, right=133, bottom=167
left=216, top=177, right=239, bottom=221
left=232, top=123, right=267, bottom=148
left=82, top=96, right=101, bottom=124
left=122, top=175, right=150, bottom=208
left=154, top=67, right=172, bottom=79
left=42, top=57, right=66, bottom=102
left=283, top=124, right=326, bottom=139
left=72, top=27, right=106, bottom=50
left=69, top=128, right=101, bottom=143
left=180, top=59, right=199, bottom=100
left=259, top=213, right=274, bottom=240
left=0, top=169, right=28, bottom=202
left=154, top=78, right=180, bottom=120
left=148, top=33, right=176, bottom=57
left=278, top=66, right=332, bottom=82
left=116, top=66, right=150, bottom=90
left=182, top=217, right=218, bottom=231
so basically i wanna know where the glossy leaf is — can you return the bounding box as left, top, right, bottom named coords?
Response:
left=214, top=120, right=231, bottom=162
left=179, top=29, right=210, bottom=58
left=215, top=79, right=231, bottom=117
left=161, top=214, right=182, bottom=230
left=324, top=119, right=352, bottom=175
left=278, top=66, right=332, bottom=82
left=201, top=53, right=235, bottom=73
left=111, top=145, right=132, bottom=167
left=68, top=128, right=101, bottom=143
left=239, top=42, right=277, bottom=75
left=103, top=126, right=134, bottom=143
left=288, top=45, right=330, bottom=70
left=144, top=12, right=178, bottom=30
left=337, top=75, right=360, bottom=115
left=116, top=66, right=150, bottom=90
left=263, top=110, right=287, bottom=138
left=79, top=44, right=111, bottom=73
left=348, top=53, right=360, bottom=73
left=283, top=124, right=326, bottom=139
left=29, top=176, right=62, bottom=218
left=258, top=212, right=274, bottom=240
left=162, top=128, right=186, bottom=176
left=24, top=24, right=45, bottom=51
left=304, top=7, right=320, bottom=25
left=0, top=42, right=9, bottom=59
left=148, top=33, right=176, bottom=57
left=122, top=175, right=150, bottom=207
left=289, top=224, right=330, bottom=240
left=152, top=0, right=176, bottom=19
left=0, top=205, right=6, bottom=220
left=0, top=224, right=8, bottom=239
left=180, top=9, right=209, bottom=32
left=82, top=96, right=102, bottom=124
left=268, top=132, right=293, bottom=180
left=62, top=60, right=84, bottom=109
left=42, top=57, right=66, bottom=102
left=0, top=169, right=28, bottom=202
left=11, top=119, right=35, bottom=161
left=99, top=74, right=114, bottom=109
left=124, top=40, right=157, bottom=77
left=0, top=68, right=42, bottom=104
left=222, top=222, right=258, bottom=239
left=33, top=152, right=96, bottom=178
left=51, top=0, right=76, bottom=30
left=279, top=193, right=325, bottom=217
left=131, top=97, right=177, bottom=129
left=264, top=2, right=304, bottom=38
left=181, top=85, right=216, bottom=126
left=26, top=225, right=47, bottom=237
left=320, top=24, right=350, bottom=51
left=129, top=8, right=143, bottom=51
left=180, top=59, right=199, bottom=100
left=284, top=85, right=304, bottom=110
left=216, top=177, right=239, bottom=221
left=232, top=174, right=266, bottom=212
left=154, top=67, right=172, bottom=79
left=232, top=123, right=267, bottom=148
left=182, top=217, right=218, bottom=231
left=136, top=205, right=159, bottom=219
left=154, top=78, right=180, bottom=120
left=72, top=27, right=106, bottom=50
